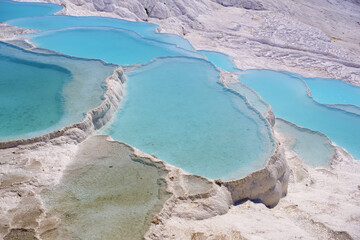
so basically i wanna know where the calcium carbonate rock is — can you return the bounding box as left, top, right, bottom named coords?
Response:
left=213, top=0, right=265, bottom=10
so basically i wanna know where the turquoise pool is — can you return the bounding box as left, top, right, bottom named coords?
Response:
left=284, top=73, right=360, bottom=108
left=275, top=118, right=335, bottom=166
left=7, top=15, right=194, bottom=51
left=3, top=0, right=359, bottom=176
left=304, top=77, right=360, bottom=115
left=102, top=57, right=274, bottom=180
left=198, top=50, right=239, bottom=72
left=239, top=70, right=360, bottom=160
left=0, top=0, right=61, bottom=22
left=28, top=27, right=201, bottom=65
left=0, top=53, right=69, bottom=138
left=0, top=41, right=116, bottom=141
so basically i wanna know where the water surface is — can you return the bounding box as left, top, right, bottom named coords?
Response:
left=275, top=118, right=334, bottom=166
left=0, top=42, right=115, bottom=141
left=8, top=15, right=193, bottom=50
left=29, top=27, right=201, bottom=65
left=198, top=50, right=238, bottom=72
left=103, top=57, right=274, bottom=180
left=239, top=70, right=360, bottom=160
left=304, top=77, right=360, bottom=115
left=0, top=0, right=61, bottom=22
left=0, top=54, right=69, bottom=138
left=302, top=77, right=360, bottom=107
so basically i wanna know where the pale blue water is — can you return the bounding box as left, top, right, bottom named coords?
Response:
left=0, top=41, right=115, bottom=141
left=304, top=77, right=360, bottom=114
left=326, top=104, right=360, bottom=116
left=103, top=57, right=274, bottom=180
left=7, top=15, right=194, bottom=51
left=275, top=118, right=334, bottom=166
left=0, top=0, right=61, bottom=22
left=0, top=52, right=70, bottom=138
left=227, top=82, right=270, bottom=117
left=299, top=76, right=360, bottom=107
left=239, top=70, right=360, bottom=160
left=283, top=72, right=360, bottom=115
left=29, top=27, right=201, bottom=65
left=198, top=50, right=238, bottom=72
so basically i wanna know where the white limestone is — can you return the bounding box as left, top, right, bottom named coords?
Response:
left=2, top=0, right=360, bottom=238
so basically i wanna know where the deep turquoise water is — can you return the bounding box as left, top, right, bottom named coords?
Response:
left=0, top=0, right=62, bottom=22
left=0, top=41, right=115, bottom=141
left=239, top=70, right=360, bottom=160
left=0, top=54, right=69, bottom=138
left=103, top=57, right=274, bottom=180
left=8, top=15, right=194, bottom=51
left=29, top=27, right=201, bottom=65
left=198, top=50, right=238, bottom=72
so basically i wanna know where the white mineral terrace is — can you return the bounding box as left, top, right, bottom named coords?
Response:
left=0, top=0, right=359, bottom=239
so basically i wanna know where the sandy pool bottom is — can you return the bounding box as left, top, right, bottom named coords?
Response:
left=38, top=136, right=170, bottom=240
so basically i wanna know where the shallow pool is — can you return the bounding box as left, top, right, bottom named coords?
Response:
left=304, top=76, right=360, bottom=115
left=4, top=0, right=358, bottom=174
left=29, top=27, right=201, bottom=65
left=102, top=57, right=274, bottom=180
left=239, top=70, right=360, bottom=160
left=0, top=53, right=69, bottom=138
left=41, top=136, right=169, bottom=240
left=198, top=50, right=238, bottom=72
left=0, top=0, right=61, bottom=22
left=8, top=15, right=194, bottom=51
left=275, top=118, right=334, bottom=166
left=2, top=1, right=275, bottom=180
left=0, top=41, right=116, bottom=141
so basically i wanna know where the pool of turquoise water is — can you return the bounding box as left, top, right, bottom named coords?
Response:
left=7, top=15, right=194, bottom=51
left=28, top=27, right=201, bottom=65
left=198, top=50, right=238, bottom=72
left=4, top=0, right=358, bottom=173
left=102, top=57, right=274, bottom=180
left=0, top=41, right=116, bottom=141
left=0, top=0, right=61, bottom=22
left=284, top=73, right=360, bottom=108
left=304, top=77, right=360, bottom=114
left=239, top=70, right=360, bottom=160
left=0, top=53, right=69, bottom=138
left=274, top=118, right=334, bottom=166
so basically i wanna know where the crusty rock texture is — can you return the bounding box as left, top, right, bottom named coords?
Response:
left=224, top=142, right=289, bottom=208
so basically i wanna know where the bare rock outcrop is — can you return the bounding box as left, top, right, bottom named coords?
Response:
left=213, top=0, right=265, bottom=10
